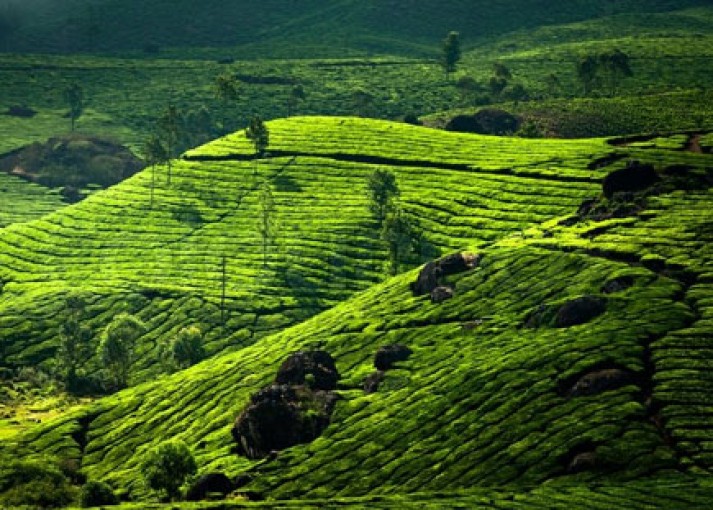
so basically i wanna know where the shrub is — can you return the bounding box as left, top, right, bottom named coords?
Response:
left=140, top=440, right=197, bottom=501
left=80, top=480, right=119, bottom=507
left=0, top=457, right=75, bottom=508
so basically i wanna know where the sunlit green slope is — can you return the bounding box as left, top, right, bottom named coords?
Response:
left=5, top=125, right=713, bottom=505
left=0, top=117, right=611, bottom=384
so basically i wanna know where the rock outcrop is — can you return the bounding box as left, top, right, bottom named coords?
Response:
left=232, top=351, right=340, bottom=459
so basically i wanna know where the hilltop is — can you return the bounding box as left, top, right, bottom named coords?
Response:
left=2, top=117, right=713, bottom=506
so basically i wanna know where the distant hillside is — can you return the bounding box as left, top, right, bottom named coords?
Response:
left=3, top=119, right=712, bottom=505
left=1, top=0, right=710, bottom=56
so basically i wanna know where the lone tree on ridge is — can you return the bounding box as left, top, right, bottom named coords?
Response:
left=64, top=83, right=84, bottom=132
left=441, top=31, right=461, bottom=79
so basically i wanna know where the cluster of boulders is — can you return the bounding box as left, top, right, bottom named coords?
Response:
left=411, top=252, right=481, bottom=303
left=231, top=350, right=340, bottom=460
left=0, top=134, right=143, bottom=202
left=564, top=159, right=713, bottom=226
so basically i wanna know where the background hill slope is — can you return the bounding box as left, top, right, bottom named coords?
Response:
left=2, top=0, right=710, bottom=56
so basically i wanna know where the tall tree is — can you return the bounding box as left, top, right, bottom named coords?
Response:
left=64, top=83, right=84, bottom=132
left=441, top=31, right=462, bottom=80
left=287, top=84, right=306, bottom=117
left=157, top=104, right=182, bottom=184
left=367, top=168, right=399, bottom=226
left=576, top=55, right=599, bottom=96
left=97, top=313, right=145, bottom=391
left=352, top=87, right=375, bottom=118
left=246, top=115, right=269, bottom=157
left=381, top=207, right=416, bottom=276
left=214, top=73, right=241, bottom=132
left=256, top=180, right=277, bottom=268
left=141, top=134, right=168, bottom=208
left=55, top=295, right=92, bottom=392
left=599, top=49, right=633, bottom=96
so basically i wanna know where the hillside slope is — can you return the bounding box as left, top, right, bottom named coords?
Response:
left=2, top=0, right=709, bottom=56
left=3, top=120, right=712, bottom=505
left=0, top=117, right=611, bottom=386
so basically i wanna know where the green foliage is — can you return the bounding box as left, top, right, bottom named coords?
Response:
left=288, top=84, right=306, bottom=117
left=157, top=103, right=183, bottom=183
left=352, top=87, right=375, bottom=118
left=576, top=49, right=633, bottom=96
left=214, top=73, right=241, bottom=103
left=381, top=207, right=417, bottom=276
left=161, top=325, right=205, bottom=370
left=367, top=168, right=400, bottom=225
left=599, top=48, right=634, bottom=96
left=55, top=295, right=93, bottom=392
left=214, top=73, right=241, bottom=132
left=0, top=456, right=76, bottom=508
left=63, top=82, right=84, bottom=132
left=140, top=440, right=197, bottom=501
left=246, top=115, right=270, bottom=156
left=97, top=313, right=145, bottom=391
left=79, top=480, right=118, bottom=507
left=441, top=31, right=461, bottom=78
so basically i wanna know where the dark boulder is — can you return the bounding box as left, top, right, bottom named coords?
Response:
left=601, top=275, right=634, bottom=294
left=554, top=296, right=607, bottom=328
left=275, top=350, right=339, bottom=391
left=374, top=345, right=413, bottom=371
left=430, top=285, right=454, bottom=303
left=602, top=161, right=659, bottom=198
left=568, top=368, right=637, bottom=397
left=411, top=252, right=480, bottom=296
left=5, top=105, right=37, bottom=118
left=231, top=384, right=339, bottom=459
left=186, top=472, right=234, bottom=501
left=363, top=370, right=385, bottom=393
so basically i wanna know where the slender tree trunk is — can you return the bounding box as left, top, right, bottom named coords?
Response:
left=150, top=164, right=156, bottom=208
left=221, top=256, right=227, bottom=326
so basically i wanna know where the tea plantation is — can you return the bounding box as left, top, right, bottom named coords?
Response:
left=0, top=117, right=611, bottom=384
left=2, top=116, right=713, bottom=507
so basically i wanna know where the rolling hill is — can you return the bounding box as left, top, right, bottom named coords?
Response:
left=2, top=0, right=710, bottom=57
left=2, top=117, right=713, bottom=506
left=0, top=117, right=611, bottom=385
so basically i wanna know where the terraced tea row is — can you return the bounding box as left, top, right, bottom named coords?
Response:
left=0, top=173, right=67, bottom=228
